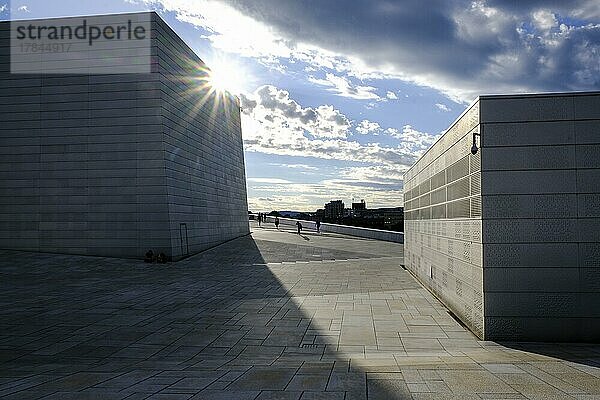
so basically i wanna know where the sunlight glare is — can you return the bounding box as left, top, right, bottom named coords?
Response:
left=207, top=59, right=245, bottom=95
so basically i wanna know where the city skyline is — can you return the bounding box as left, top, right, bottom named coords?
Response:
left=252, top=198, right=400, bottom=214
left=3, top=1, right=598, bottom=210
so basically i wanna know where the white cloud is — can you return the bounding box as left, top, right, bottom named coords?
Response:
left=141, top=0, right=600, bottom=102
left=247, top=178, right=406, bottom=211
left=339, top=165, right=407, bottom=192
left=269, top=163, right=318, bottom=170
left=356, top=119, right=382, bottom=135
left=0, top=4, right=8, bottom=13
left=385, top=125, right=439, bottom=156
left=241, top=85, right=350, bottom=140
left=435, top=103, right=451, bottom=112
left=242, top=84, right=434, bottom=210
left=386, top=91, right=398, bottom=99
left=532, top=9, right=558, bottom=31
left=247, top=178, right=292, bottom=184
left=241, top=85, right=418, bottom=166
left=17, top=5, right=29, bottom=12
left=308, top=73, right=381, bottom=100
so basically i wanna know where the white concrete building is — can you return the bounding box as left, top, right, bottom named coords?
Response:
left=0, top=13, right=249, bottom=260
left=404, top=92, right=600, bottom=341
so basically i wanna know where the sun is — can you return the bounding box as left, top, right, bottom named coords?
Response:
left=206, top=59, right=246, bottom=95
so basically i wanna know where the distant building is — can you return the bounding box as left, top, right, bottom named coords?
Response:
left=324, top=200, right=345, bottom=220
left=352, top=200, right=367, bottom=210
left=315, top=209, right=325, bottom=221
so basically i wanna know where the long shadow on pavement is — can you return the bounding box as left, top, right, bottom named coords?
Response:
left=0, top=231, right=413, bottom=399
left=2, top=226, right=600, bottom=399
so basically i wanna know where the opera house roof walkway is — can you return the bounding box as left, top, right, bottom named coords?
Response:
left=1, top=221, right=599, bottom=399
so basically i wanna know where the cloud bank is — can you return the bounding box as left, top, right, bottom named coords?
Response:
left=142, top=0, right=600, bottom=101
left=240, top=85, right=436, bottom=167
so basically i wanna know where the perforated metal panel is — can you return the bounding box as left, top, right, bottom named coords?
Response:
left=471, top=172, right=481, bottom=195
left=418, top=179, right=431, bottom=195
left=447, top=156, right=469, bottom=183
left=404, top=100, right=483, bottom=338
left=431, top=170, right=446, bottom=190
left=431, top=204, right=446, bottom=219
left=447, top=198, right=471, bottom=218
left=470, top=150, right=481, bottom=172
left=447, top=177, right=470, bottom=201
left=471, top=197, right=482, bottom=217
left=431, top=188, right=446, bottom=205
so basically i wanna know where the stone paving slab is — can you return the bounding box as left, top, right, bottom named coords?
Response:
left=1, top=221, right=599, bottom=399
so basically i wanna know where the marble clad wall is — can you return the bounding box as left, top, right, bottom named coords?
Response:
left=0, top=13, right=249, bottom=259
left=406, top=92, right=600, bottom=341
left=479, top=93, right=600, bottom=341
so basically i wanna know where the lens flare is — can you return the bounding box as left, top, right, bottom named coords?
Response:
left=206, top=59, right=245, bottom=95
left=173, top=55, right=250, bottom=131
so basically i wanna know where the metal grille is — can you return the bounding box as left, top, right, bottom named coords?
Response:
left=431, top=170, right=446, bottom=190
left=471, top=197, right=482, bottom=217
left=470, top=150, right=481, bottom=172
left=419, top=193, right=430, bottom=207
left=430, top=187, right=446, bottom=205
left=447, top=198, right=470, bottom=218
left=403, top=127, right=482, bottom=222
left=418, top=179, right=430, bottom=196
left=447, top=177, right=470, bottom=201
left=470, top=172, right=481, bottom=195
left=431, top=204, right=446, bottom=219
left=447, top=156, right=469, bottom=183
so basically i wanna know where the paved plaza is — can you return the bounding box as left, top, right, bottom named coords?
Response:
left=1, top=221, right=600, bottom=399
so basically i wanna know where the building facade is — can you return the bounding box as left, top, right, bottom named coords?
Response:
left=0, top=12, right=249, bottom=260
left=352, top=200, right=367, bottom=210
left=404, top=92, right=600, bottom=341
left=324, top=200, right=345, bottom=220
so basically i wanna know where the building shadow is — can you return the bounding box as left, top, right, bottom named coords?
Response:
left=0, top=233, right=412, bottom=399
left=6, top=232, right=598, bottom=398
left=498, top=342, right=600, bottom=368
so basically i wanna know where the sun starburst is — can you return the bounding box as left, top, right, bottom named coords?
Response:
left=206, top=58, right=246, bottom=96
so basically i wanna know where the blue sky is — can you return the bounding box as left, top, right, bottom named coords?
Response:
left=2, top=0, right=599, bottom=211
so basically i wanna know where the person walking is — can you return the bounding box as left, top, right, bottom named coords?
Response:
left=296, top=221, right=302, bottom=234
left=275, top=216, right=280, bottom=230
left=316, top=219, right=321, bottom=234
left=258, top=212, right=262, bottom=227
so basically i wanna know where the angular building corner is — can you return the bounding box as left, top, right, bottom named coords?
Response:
left=0, top=12, right=250, bottom=260
left=404, top=91, right=600, bottom=342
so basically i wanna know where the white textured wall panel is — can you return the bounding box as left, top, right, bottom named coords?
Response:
left=0, top=13, right=249, bottom=259
left=406, top=92, right=600, bottom=341
left=404, top=100, right=484, bottom=338
left=479, top=93, right=600, bottom=341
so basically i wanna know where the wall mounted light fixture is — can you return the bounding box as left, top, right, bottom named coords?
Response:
left=471, top=131, right=481, bottom=155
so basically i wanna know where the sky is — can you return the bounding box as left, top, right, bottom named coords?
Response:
left=2, top=0, right=599, bottom=212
